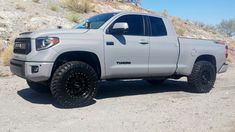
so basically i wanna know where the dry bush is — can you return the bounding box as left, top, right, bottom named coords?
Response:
left=229, top=40, right=235, bottom=48
left=50, top=5, right=59, bottom=12
left=171, top=17, right=187, bottom=36
left=16, top=4, right=26, bottom=11
left=61, top=0, right=94, bottom=13
left=0, top=39, right=3, bottom=55
left=227, top=41, right=235, bottom=63
left=171, top=16, right=178, bottom=24
left=1, top=45, right=13, bottom=66
left=176, top=27, right=186, bottom=36
left=162, top=9, right=168, bottom=17
left=32, top=0, right=40, bottom=3
left=0, top=72, right=10, bottom=77
left=217, top=19, right=235, bottom=37
left=0, top=35, right=16, bottom=66
left=66, top=12, right=80, bottom=23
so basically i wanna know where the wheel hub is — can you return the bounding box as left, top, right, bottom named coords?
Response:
left=201, top=70, right=212, bottom=85
left=65, top=73, right=89, bottom=98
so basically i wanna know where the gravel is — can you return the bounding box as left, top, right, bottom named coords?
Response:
left=0, top=66, right=235, bottom=132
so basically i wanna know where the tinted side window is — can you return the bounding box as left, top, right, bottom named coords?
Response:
left=149, top=16, right=167, bottom=36
left=113, top=15, right=144, bottom=36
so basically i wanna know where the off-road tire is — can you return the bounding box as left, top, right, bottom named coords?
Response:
left=27, top=80, right=50, bottom=93
left=50, top=61, right=99, bottom=108
left=188, top=61, right=216, bottom=93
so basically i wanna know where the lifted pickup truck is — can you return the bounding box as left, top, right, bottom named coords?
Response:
left=10, top=12, right=228, bottom=108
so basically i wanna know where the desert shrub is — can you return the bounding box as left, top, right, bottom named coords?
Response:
left=66, top=12, right=80, bottom=23
left=0, top=39, right=3, bottom=55
left=176, top=27, right=186, bottom=36
left=1, top=45, right=13, bottom=66
left=228, top=41, right=235, bottom=63
left=16, top=4, right=26, bottom=11
left=50, top=5, right=59, bottom=12
left=194, top=21, right=216, bottom=32
left=32, top=0, right=40, bottom=3
left=170, top=16, right=186, bottom=36
left=61, top=0, right=94, bottom=13
left=162, top=9, right=168, bottom=17
left=217, top=19, right=235, bottom=37
left=171, top=16, right=178, bottom=24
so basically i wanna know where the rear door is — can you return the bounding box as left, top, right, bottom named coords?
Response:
left=104, top=14, right=150, bottom=79
left=147, top=16, right=179, bottom=76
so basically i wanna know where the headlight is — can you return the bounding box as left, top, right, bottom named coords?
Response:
left=36, top=37, right=60, bottom=51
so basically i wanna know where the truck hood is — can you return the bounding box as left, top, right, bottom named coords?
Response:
left=19, top=29, right=89, bottom=39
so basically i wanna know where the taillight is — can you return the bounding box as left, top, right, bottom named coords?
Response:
left=225, top=45, right=228, bottom=59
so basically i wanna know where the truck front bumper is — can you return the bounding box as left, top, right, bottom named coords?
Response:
left=10, top=59, right=54, bottom=82
left=218, top=63, right=228, bottom=73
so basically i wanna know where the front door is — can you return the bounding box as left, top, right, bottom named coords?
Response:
left=104, top=15, right=150, bottom=79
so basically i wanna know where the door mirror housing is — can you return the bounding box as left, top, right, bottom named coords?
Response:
left=113, top=22, right=128, bottom=30
left=108, top=22, right=128, bottom=35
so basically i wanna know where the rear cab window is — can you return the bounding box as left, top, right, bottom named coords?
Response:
left=149, top=16, right=167, bottom=36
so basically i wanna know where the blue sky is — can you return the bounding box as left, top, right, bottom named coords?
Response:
left=142, top=0, right=235, bottom=25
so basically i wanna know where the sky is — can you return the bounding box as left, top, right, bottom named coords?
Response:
left=142, top=0, right=235, bottom=25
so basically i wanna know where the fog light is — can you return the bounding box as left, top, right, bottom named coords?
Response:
left=31, top=66, right=39, bottom=73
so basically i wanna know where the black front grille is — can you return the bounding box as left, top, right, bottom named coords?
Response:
left=14, top=38, right=31, bottom=54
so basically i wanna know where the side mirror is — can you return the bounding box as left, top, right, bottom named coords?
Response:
left=85, top=21, right=91, bottom=29
left=113, top=22, right=128, bottom=30
left=109, top=22, right=128, bottom=35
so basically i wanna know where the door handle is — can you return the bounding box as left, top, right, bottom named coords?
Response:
left=106, top=42, right=114, bottom=46
left=139, top=40, right=149, bottom=45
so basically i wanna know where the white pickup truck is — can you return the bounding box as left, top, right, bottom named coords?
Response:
left=10, top=12, right=228, bottom=108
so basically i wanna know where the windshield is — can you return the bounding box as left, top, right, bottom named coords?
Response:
left=73, top=13, right=118, bottom=29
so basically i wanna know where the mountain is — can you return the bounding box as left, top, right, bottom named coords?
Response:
left=0, top=0, right=234, bottom=64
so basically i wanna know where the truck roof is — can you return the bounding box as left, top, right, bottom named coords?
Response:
left=108, top=11, right=166, bottom=19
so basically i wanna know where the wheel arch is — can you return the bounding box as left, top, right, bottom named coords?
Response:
left=51, top=51, right=101, bottom=79
left=194, top=54, right=217, bottom=70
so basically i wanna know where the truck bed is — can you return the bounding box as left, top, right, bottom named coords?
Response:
left=176, top=37, right=227, bottom=75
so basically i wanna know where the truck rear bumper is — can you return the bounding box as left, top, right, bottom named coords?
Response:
left=10, top=59, right=54, bottom=82
left=218, top=63, right=228, bottom=73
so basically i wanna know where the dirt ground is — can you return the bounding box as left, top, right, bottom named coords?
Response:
left=0, top=65, right=235, bottom=132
